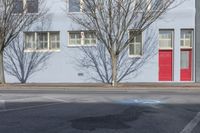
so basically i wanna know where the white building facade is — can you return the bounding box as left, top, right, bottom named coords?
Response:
left=5, top=0, right=196, bottom=83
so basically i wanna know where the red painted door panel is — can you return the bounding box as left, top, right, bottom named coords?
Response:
left=159, top=50, right=173, bottom=81
left=180, top=49, right=192, bottom=81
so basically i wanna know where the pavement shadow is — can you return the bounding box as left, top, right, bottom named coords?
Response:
left=70, top=105, right=157, bottom=131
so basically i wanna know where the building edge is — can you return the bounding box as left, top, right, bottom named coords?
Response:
left=196, top=0, right=200, bottom=82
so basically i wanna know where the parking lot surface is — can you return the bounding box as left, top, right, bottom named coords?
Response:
left=0, top=89, right=200, bottom=133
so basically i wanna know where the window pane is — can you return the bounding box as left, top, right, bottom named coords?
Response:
left=136, top=34, right=142, bottom=42
left=25, top=33, right=35, bottom=50
left=37, top=33, right=48, bottom=50
left=49, top=32, right=60, bottom=50
left=129, top=31, right=142, bottom=56
left=84, top=32, right=96, bottom=45
left=69, top=32, right=81, bottom=45
left=70, top=33, right=81, bottom=39
left=13, top=0, right=23, bottom=13
left=129, top=44, right=135, bottom=55
left=129, top=43, right=142, bottom=56
left=135, top=43, right=142, bottom=55
left=69, top=0, right=80, bottom=12
left=129, top=32, right=135, bottom=43
left=159, top=30, right=173, bottom=49
left=129, top=31, right=141, bottom=43
left=181, top=51, right=189, bottom=69
left=181, top=30, right=193, bottom=48
left=27, top=0, right=38, bottom=13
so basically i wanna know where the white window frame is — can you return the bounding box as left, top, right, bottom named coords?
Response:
left=128, top=30, right=143, bottom=58
left=68, top=31, right=97, bottom=47
left=24, top=31, right=60, bottom=52
left=180, top=29, right=193, bottom=49
left=159, top=29, right=174, bottom=50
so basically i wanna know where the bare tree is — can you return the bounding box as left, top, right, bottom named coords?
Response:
left=0, top=0, right=48, bottom=83
left=76, top=29, right=157, bottom=83
left=69, top=0, right=183, bottom=86
left=4, top=36, right=51, bottom=83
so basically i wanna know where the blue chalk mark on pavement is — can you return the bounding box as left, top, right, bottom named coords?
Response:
left=116, top=99, right=162, bottom=105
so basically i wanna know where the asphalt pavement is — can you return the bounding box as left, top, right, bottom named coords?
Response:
left=0, top=89, right=200, bottom=133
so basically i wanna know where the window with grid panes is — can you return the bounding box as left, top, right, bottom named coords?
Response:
left=159, top=30, right=173, bottom=49
left=69, top=32, right=81, bottom=45
left=25, top=32, right=35, bottom=50
left=24, top=32, right=60, bottom=51
left=129, top=31, right=142, bottom=56
left=181, top=30, right=193, bottom=48
left=49, top=32, right=60, bottom=50
left=37, top=32, right=48, bottom=50
left=84, top=32, right=96, bottom=45
left=69, top=31, right=96, bottom=46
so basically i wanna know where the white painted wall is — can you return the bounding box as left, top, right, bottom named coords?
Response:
left=5, top=0, right=195, bottom=83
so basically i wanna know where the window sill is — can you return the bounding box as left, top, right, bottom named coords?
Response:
left=180, top=47, right=192, bottom=49
left=24, top=49, right=60, bottom=53
left=129, top=55, right=142, bottom=58
left=67, top=12, right=83, bottom=15
left=159, top=48, right=173, bottom=50
left=67, top=44, right=96, bottom=47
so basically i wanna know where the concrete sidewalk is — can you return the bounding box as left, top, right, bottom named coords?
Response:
left=0, top=82, right=200, bottom=90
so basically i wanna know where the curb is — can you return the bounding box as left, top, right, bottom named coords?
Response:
left=0, top=83, right=200, bottom=91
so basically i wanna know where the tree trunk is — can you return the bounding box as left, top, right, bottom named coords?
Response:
left=0, top=52, right=5, bottom=84
left=111, top=53, right=118, bottom=87
left=21, top=80, right=26, bottom=84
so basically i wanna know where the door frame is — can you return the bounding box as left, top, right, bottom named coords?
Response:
left=180, top=29, right=195, bottom=82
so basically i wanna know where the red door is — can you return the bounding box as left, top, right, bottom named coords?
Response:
left=180, top=49, right=192, bottom=81
left=159, top=50, right=173, bottom=81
